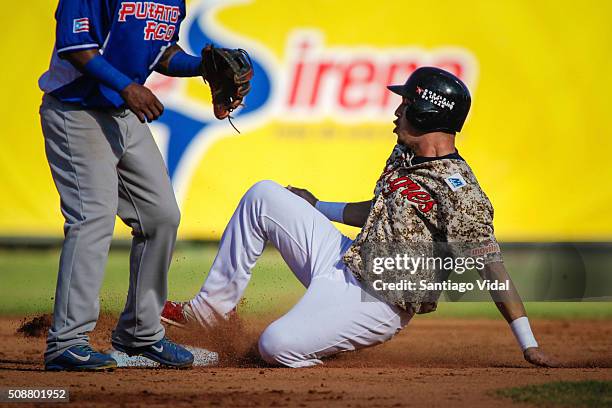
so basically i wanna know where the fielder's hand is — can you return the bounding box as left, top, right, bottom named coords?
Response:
left=523, top=347, right=557, bottom=368
left=121, top=83, right=164, bottom=123
left=286, top=186, right=318, bottom=207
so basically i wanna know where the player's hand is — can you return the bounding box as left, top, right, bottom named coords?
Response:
left=523, top=347, right=557, bottom=368
left=120, top=83, right=164, bottom=123
left=286, top=186, right=318, bottom=207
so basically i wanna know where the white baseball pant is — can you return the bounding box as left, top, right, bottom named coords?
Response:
left=189, top=180, right=413, bottom=367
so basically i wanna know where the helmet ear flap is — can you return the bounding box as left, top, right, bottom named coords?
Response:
left=405, top=100, right=441, bottom=132
left=414, top=109, right=441, bottom=128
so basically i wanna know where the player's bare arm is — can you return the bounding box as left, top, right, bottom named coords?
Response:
left=62, top=49, right=164, bottom=123
left=154, top=44, right=183, bottom=75
left=343, top=201, right=371, bottom=227
left=479, top=262, right=526, bottom=321
left=481, top=262, right=557, bottom=368
left=286, top=186, right=371, bottom=228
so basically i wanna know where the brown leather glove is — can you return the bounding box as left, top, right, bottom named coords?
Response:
left=201, top=44, right=254, bottom=121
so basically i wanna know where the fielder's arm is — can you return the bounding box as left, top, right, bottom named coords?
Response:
left=154, top=44, right=202, bottom=78
left=286, top=186, right=371, bottom=228
left=480, top=261, right=557, bottom=368
left=154, top=44, right=183, bottom=75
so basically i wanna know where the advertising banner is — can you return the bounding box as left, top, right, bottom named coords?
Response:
left=1, top=0, right=611, bottom=240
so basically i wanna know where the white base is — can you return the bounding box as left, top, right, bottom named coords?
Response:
left=109, top=346, right=219, bottom=368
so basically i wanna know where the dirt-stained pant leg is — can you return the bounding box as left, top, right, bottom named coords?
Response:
left=189, top=180, right=413, bottom=367
left=41, top=95, right=122, bottom=362
left=111, top=111, right=180, bottom=348
left=257, top=276, right=413, bottom=368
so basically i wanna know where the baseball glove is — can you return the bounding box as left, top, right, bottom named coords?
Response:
left=201, top=44, right=254, bottom=125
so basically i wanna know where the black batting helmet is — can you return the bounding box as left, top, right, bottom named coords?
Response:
left=388, top=67, right=471, bottom=134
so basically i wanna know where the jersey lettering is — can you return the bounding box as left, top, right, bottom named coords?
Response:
left=118, top=1, right=180, bottom=41
left=118, top=2, right=180, bottom=23
left=144, top=21, right=176, bottom=41
left=383, top=174, right=437, bottom=213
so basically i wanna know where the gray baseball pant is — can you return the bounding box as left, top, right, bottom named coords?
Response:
left=40, top=94, right=180, bottom=362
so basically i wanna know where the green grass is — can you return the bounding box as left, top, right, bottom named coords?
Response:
left=496, top=381, right=612, bottom=408
left=0, top=245, right=304, bottom=317
left=0, top=245, right=611, bottom=318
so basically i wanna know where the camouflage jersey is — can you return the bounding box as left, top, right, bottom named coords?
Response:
left=342, top=144, right=503, bottom=314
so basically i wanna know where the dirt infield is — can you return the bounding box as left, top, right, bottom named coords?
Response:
left=1, top=315, right=610, bottom=407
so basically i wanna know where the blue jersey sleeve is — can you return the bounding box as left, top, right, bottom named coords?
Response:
left=170, top=1, right=186, bottom=44
left=55, top=0, right=100, bottom=54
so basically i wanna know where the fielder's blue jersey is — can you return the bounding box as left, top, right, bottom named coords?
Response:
left=39, top=0, right=186, bottom=108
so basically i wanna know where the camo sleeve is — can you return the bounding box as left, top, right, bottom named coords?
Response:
left=437, top=164, right=503, bottom=265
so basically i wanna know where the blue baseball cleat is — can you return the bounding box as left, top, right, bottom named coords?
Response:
left=111, top=338, right=194, bottom=368
left=45, top=345, right=118, bottom=371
